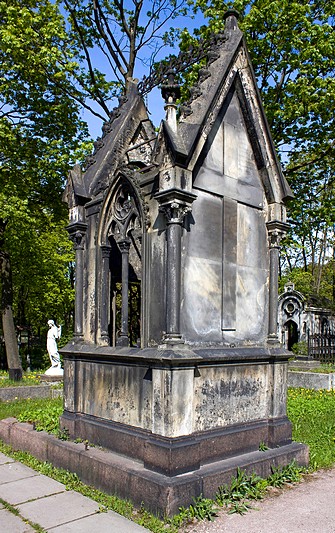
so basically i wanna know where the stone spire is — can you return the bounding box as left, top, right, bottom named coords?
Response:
left=161, top=69, right=180, bottom=132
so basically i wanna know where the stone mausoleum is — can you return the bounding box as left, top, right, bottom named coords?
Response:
left=278, top=282, right=335, bottom=352
left=61, top=11, right=308, bottom=515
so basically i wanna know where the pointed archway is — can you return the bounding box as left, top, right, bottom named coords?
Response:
left=98, top=175, right=144, bottom=347
left=285, top=319, right=299, bottom=351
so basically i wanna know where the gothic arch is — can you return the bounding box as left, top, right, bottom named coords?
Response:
left=97, top=172, right=147, bottom=347
left=284, top=319, right=299, bottom=352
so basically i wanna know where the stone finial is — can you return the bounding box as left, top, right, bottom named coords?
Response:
left=161, top=69, right=181, bottom=104
left=223, top=9, right=240, bottom=30
left=161, top=69, right=180, bottom=132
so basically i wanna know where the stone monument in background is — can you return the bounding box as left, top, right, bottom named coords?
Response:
left=62, top=10, right=308, bottom=516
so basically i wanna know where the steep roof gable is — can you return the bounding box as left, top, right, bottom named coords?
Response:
left=162, top=11, right=292, bottom=204
left=82, top=81, right=156, bottom=198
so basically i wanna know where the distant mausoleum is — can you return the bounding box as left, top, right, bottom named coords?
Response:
left=278, top=282, right=335, bottom=354
left=61, top=11, right=308, bottom=515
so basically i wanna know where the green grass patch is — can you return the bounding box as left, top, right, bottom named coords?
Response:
left=290, top=364, right=335, bottom=374
left=0, top=371, right=44, bottom=387
left=17, top=397, right=63, bottom=434
left=288, top=387, right=335, bottom=470
left=0, top=397, right=63, bottom=432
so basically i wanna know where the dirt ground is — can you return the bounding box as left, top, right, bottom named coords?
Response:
left=180, top=468, right=335, bottom=533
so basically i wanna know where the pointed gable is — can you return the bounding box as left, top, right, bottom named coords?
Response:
left=162, top=10, right=292, bottom=205
left=82, top=81, right=156, bottom=198
left=194, top=90, right=265, bottom=209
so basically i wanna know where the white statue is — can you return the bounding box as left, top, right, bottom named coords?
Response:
left=45, top=320, right=63, bottom=376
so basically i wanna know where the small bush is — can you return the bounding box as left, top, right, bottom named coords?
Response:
left=291, top=341, right=308, bottom=357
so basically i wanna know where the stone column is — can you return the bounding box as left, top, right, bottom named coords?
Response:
left=100, top=244, right=111, bottom=344
left=155, top=189, right=197, bottom=344
left=67, top=222, right=88, bottom=341
left=165, top=204, right=183, bottom=342
left=117, top=239, right=131, bottom=346
left=266, top=221, right=289, bottom=343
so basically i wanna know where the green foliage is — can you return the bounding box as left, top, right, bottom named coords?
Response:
left=302, top=364, right=335, bottom=374
left=0, top=370, right=42, bottom=387
left=214, top=462, right=304, bottom=515
left=0, top=396, right=61, bottom=421
left=215, top=469, right=265, bottom=512
left=288, top=387, right=335, bottom=470
left=267, top=461, right=304, bottom=487
left=291, top=341, right=308, bottom=357
left=0, top=0, right=93, bottom=355
left=177, top=496, right=218, bottom=522
left=16, top=397, right=63, bottom=434
left=279, top=261, right=335, bottom=309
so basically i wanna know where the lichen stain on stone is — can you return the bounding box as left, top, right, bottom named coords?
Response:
left=194, top=368, right=267, bottom=431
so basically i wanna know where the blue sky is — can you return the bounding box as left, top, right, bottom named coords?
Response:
left=78, top=4, right=206, bottom=139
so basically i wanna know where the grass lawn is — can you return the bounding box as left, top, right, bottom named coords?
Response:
left=287, top=387, right=335, bottom=470
left=0, top=396, right=63, bottom=432
left=0, top=387, right=334, bottom=470
left=290, top=364, right=335, bottom=374
left=0, top=370, right=45, bottom=387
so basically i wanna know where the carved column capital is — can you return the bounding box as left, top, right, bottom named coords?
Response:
left=160, top=202, right=192, bottom=224
left=101, top=244, right=111, bottom=259
left=117, top=239, right=131, bottom=253
left=67, top=222, right=88, bottom=250
left=154, top=188, right=197, bottom=225
left=266, top=221, right=289, bottom=249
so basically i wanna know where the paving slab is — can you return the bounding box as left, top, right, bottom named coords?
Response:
left=0, top=473, right=65, bottom=505
left=0, top=453, right=151, bottom=532
left=48, top=509, right=150, bottom=532
left=0, top=462, right=38, bottom=484
left=0, top=507, right=35, bottom=532
left=18, top=490, right=100, bottom=529
left=0, top=452, right=14, bottom=465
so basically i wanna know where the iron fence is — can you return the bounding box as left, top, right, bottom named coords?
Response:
left=308, top=332, right=335, bottom=363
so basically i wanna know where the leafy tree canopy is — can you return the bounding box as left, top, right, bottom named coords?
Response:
left=0, top=0, right=91, bottom=371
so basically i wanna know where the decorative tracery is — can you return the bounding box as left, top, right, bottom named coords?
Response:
left=100, top=178, right=144, bottom=347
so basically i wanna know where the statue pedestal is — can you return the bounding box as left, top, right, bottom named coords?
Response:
left=44, top=366, right=64, bottom=377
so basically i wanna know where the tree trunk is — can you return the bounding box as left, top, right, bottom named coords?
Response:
left=0, top=221, right=22, bottom=380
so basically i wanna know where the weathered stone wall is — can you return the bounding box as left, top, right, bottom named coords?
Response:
left=63, top=353, right=287, bottom=438
left=181, top=91, right=270, bottom=345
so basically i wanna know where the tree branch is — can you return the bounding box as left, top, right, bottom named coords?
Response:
left=286, top=142, right=335, bottom=175
left=93, top=0, right=128, bottom=78
left=63, top=0, right=110, bottom=116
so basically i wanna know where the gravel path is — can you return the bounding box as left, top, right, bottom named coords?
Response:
left=180, top=468, right=335, bottom=533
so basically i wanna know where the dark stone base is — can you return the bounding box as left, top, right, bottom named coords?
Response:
left=8, top=368, right=22, bottom=381
left=0, top=417, right=309, bottom=517
left=60, top=411, right=293, bottom=476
